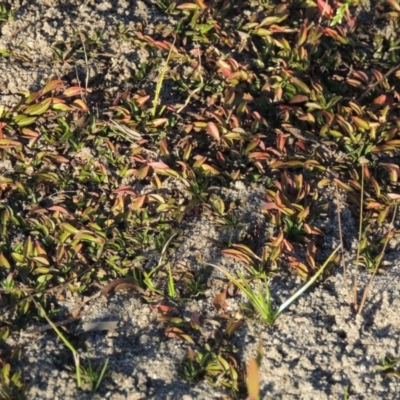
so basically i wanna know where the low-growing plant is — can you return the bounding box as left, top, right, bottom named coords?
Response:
left=206, top=245, right=341, bottom=326
left=375, top=356, right=400, bottom=379
left=336, top=157, right=399, bottom=314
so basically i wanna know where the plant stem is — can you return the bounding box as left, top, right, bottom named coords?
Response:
left=152, top=36, right=176, bottom=117
left=335, top=181, right=349, bottom=302
left=352, top=162, right=366, bottom=312
left=275, top=245, right=342, bottom=318
left=357, top=206, right=397, bottom=314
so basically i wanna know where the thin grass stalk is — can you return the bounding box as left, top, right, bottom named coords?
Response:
left=276, top=245, right=341, bottom=318
left=31, top=296, right=82, bottom=387
left=167, top=263, right=176, bottom=298
left=79, top=32, right=90, bottom=93
left=335, top=181, right=349, bottom=302
left=152, top=37, right=176, bottom=117
left=93, top=358, right=109, bottom=393
left=352, top=161, right=366, bottom=312
left=358, top=206, right=397, bottom=314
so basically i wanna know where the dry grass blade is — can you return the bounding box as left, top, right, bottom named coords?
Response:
left=357, top=206, right=398, bottom=314
left=109, top=119, right=143, bottom=141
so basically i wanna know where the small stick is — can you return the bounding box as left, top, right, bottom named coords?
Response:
left=79, top=31, right=90, bottom=93
left=357, top=62, right=400, bottom=103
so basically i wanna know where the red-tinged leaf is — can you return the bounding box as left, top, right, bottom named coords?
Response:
left=48, top=206, right=71, bottom=215
left=207, top=122, right=221, bottom=142
left=113, top=186, right=136, bottom=195
left=352, top=116, right=370, bottom=130
left=270, top=160, right=304, bottom=169
left=151, top=118, right=168, bottom=127
left=63, top=86, right=86, bottom=97
left=131, top=195, right=146, bottom=210
left=52, top=103, right=74, bottom=111
left=387, top=193, right=400, bottom=200
left=247, top=152, right=269, bottom=160
left=195, top=0, right=208, bottom=9
left=177, top=3, right=199, bottom=10
left=262, top=202, right=280, bottom=211
left=270, top=230, right=284, bottom=248
left=219, top=68, right=231, bottom=78
left=334, top=178, right=354, bottom=192
left=0, top=251, right=11, bottom=269
left=21, top=128, right=40, bottom=138
left=371, top=144, right=396, bottom=153
left=159, top=138, right=170, bottom=156
left=297, top=23, right=308, bottom=46
left=274, top=191, right=284, bottom=207
left=287, top=259, right=309, bottom=277
left=148, top=161, right=170, bottom=169
left=72, top=99, right=89, bottom=112
left=351, top=70, right=369, bottom=84
left=193, top=156, right=206, bottom=168
left=317, top=0, right=334, bottom=17
left=33, top=242, right=47, bottom=257
left=13, top=115, right=36, bottom=127
left=48, top=155, right=69, bottom=164
left=304, top=224, right=324, bottom=235
left=290, top=95, right=309, bottom=104
left=365, top=201, right=385, bottom=210
left=216, top=151, right=225, bottom=167
left=202, top=164, right=221, bottom=175
left=152, top=304, right=174, bottom=313
left=381, top=163, right=399, bottom=182
left=233, top=244, right=260, bottom=259
left=0, top=139, right=22, bottom=148
left=31, top=256, right=50, bottom=266
left=221, top=249, right=252, bottom=264
left=42, top=79, right=64, bottom=95
left=385, top=140, right=400, bottom=146
left=346, top=79, right=363, bottom=88
left=165, top=327, right=194, bottom=343
left=372, top=94, right=387, bottom=106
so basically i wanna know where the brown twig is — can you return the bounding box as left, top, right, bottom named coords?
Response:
left=356, top=62, right=400, bottom=103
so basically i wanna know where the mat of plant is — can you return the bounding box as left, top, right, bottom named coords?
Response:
left=1, top=0, right=400, bottom=399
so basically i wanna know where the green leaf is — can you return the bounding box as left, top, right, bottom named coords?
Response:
left=13, top=115, right=36, bottom=126
left=24, top=98, right=51, bottom=116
